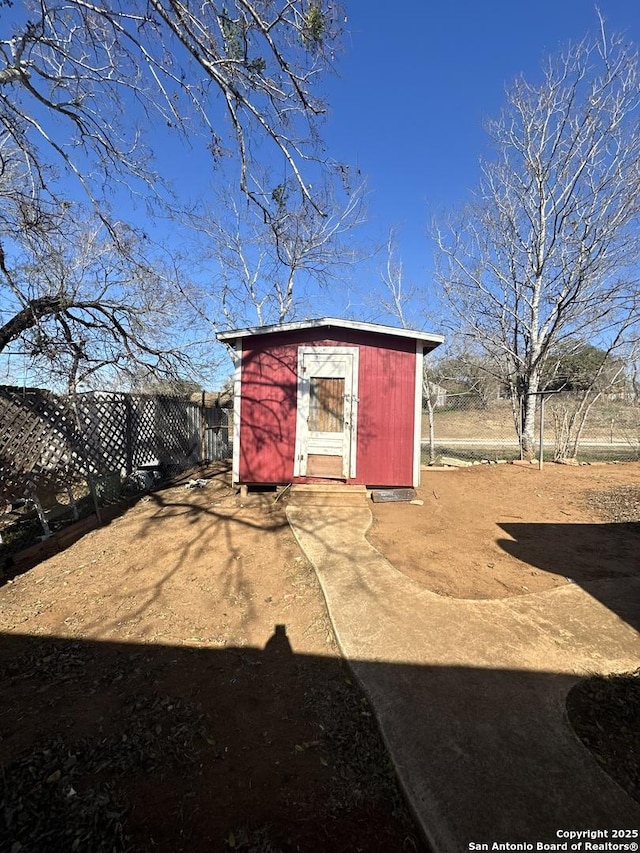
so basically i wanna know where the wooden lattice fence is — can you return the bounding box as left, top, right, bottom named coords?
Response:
left=0, top=386, right=231, bottom=507
left=1, top=387, right=86, bottom=502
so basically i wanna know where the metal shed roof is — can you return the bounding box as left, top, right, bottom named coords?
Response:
left=216, top=317, right=444, bottom=348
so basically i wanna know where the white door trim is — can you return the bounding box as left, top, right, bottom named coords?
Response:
left=294, top=346, right=359, bottom=479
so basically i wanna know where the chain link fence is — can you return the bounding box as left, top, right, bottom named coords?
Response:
left=423, top=385, right=640, bottom=464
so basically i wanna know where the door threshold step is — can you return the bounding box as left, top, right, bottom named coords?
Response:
left=288, top=484, right=368, bottom=506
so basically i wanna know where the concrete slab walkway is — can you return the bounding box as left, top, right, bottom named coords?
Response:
left=286, top=505, right=640, bottom=852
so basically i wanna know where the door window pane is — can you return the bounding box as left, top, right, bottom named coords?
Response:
left=309, top=377, right=344, bottom=432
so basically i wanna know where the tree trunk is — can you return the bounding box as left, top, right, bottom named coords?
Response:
left=421, top=368, right=438, bottom=465
left=424, top=386, right=436, bottom=465
left=568, top=391, right=602, bottom=459
left=0, top=296, right=66, bottom=353
left=521, top=374, right=541, bottom=459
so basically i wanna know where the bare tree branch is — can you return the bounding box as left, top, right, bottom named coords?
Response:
left=191, top=174, right=367, bottom=328
left=434, top=22, right=640, bottom=455
left=0, top=0, right=343, bottom=219
left=0, top=204, right=202, bottom=389
left=0, top=1, right=346, bottom=386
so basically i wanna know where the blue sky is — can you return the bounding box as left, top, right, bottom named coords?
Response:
left=146, top=0, right=640, bottom=330
left=316, top=0, right=640, bottom=325
left=3, top=1, right=640, bottom=387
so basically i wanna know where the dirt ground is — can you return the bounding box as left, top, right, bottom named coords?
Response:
left=1, top=461, right=639, bottom=851
left=0, top=466, right=424, bottom=853
left=369, top=461, right=640, bottom=600
left=369, top=461, right=640, bottom=811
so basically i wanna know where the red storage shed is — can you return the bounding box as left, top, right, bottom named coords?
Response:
left=217, top=318, right=443, bottom=488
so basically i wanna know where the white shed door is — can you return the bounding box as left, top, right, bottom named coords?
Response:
left=294, top=347, right=359, bottom=479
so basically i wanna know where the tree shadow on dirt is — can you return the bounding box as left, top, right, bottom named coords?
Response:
left=3, top=477, right=640, bottom=850
left=2, top=465, right=295, bottom=642
left=75, top=486, right=292, bottom=639
left=497, top=521, right=640, bottom=631
left=0, top=463, right=237, bottom=588
left=78, top=490, right=288, bottom=628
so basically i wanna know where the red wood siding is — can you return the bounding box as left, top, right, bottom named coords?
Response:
left=237, top=327, right=417, bottom=486
left=238, top=342, right=298, bottom=483
left=355, top=340, right=415, bottom=486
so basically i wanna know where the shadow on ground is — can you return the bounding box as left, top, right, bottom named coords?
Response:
left=2, top=629, right=638, bottom=852
left=498, top=521, right=640, bottom=631
left=0, top=463, right=235, bottom=587
left=1, top=628, right=427, bottom=853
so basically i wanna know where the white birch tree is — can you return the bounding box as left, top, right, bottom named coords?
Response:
left=434, top=19, right=640, bottom=456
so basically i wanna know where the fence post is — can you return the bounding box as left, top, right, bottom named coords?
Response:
left=69, top=391, right=103, bottom=524
left=125, top=395, right=133, bottom=475
left=200, top=391, right=207, bottom=464
left=519, top=396, right=524, bottom=461
left=539, top=394, right=545, bottom=471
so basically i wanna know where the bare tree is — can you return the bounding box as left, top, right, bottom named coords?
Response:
left=191, top=175, right=367, bottom=328
left=548, top=331, right=638, bottom=460
left=1, top=0, right=343, bottom=218
left=376, top=231, right=439, bottom=463
left=631, top=358, right=640, bottom=404
left=434, top=18, right=640, bottom=456
left=378, top=230, right=416, bottom=328
left=1, top=1, right=344, bottom=384
left=0, top=202, right=200, bottom=391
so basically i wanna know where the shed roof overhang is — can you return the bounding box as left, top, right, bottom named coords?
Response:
left=216, top=317, right=444, bottom=351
